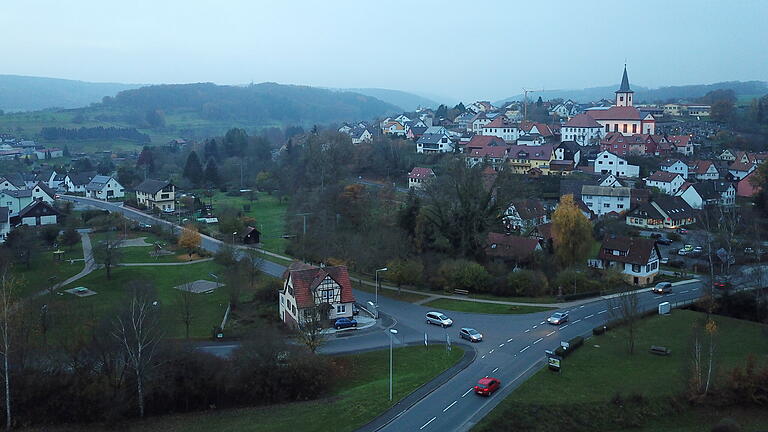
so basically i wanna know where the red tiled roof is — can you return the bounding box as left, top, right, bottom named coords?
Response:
left=486, top=233, right=541, bottom=260
left=482, top=116, right=512, bottom=129
left=466, top=135, right=506, bottom=149
left=564, top=113, right=601, bottom=128
left=287, top=265, right=355, bottom=309
left=647, top=171, right=681, bottom=183
left=469, top=146, right=509, bottom=158
left=729, top=161, right=755, bottom=172
left=668, top=135, right=691, bottom=148
left=738, top=170, right=760, bottom=197
left=691, top=160, right=715, bottom=175
left=598, top=235, right=658, bottom=266
left=409, top=167, right=435, bottom=179
left=585, top=106, right=642, bottom=121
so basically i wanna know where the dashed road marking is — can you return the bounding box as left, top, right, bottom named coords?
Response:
left=507, top=338, right=514, bottom=343
left=585, top=314, right=594, bottom=319
left=612, top=306, right=620, bottom=310
left=540, top=321, right=545, bottom=325
left=573, top=319, right=582, bottom=324
left=533, top=337, right=543, bottom=344
left=546, top=331, right=555, bottom=337
left=654, top=296, right=664, bottom=299
left=533, top=325, right=538, bottom=329
left=579, top=305, right=585, bottom=308
left=492, top=367, right=499, bottom=373
left=525, top=329, right=531, bottom=333
left=443, top=401, right=457, bottom=412
left=420, top=417, right=437, bottom=430
left=462, top=388, right=473, bottom=397
left=499, top=343, right=505, bottom=347
left=489, top=349, right=495, bottom=354
left=681, top=290, right=689, bottom=293
left=560, top=324, right=570, bottom=329
left=520, top=346, right=530, bottom=353
left=481, top=355, right=485, bottom=359
left=598, top=310, right=607, bottom=314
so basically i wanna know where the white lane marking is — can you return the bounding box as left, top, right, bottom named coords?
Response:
left=420, top=417, right=437, bottom=430
left=654, top=296, right=664, bottom=299
left=681, top=290, right=689, bottom=293
left=443, top=401, right=457, bottom=412
left=692, top=287, right=699, bottom=291
left=540, top=321, right=545, bottom=325
left=546, top=331, right=555, bottom=337
left=481, top=355, right=485, bottom=359
left=507, top=338, right=514, bottom=343
left=560, top=324, right=570, bottom=329
left=499, top=343, right=505, bottom=347
left=533, top=337, right=543, bottom=344
left=489, top=349, right=495, bottom=354
left=612, top=306, right=620, bottom=310
left=579, top=305, right=585, bottom=308
left=573, top=319, right=582, bottom=324
left=525, top=329, right=531, bottom=333
left=533, top=325, right=538, bottom=329
left=492, top=367, right=499, bottom=373
left=585, top=314, right=594, bottom=319
left=598, top=310, right=607, bottom=314
left=462, top=388, right=473, bottom=397
left=520, top=346, right=530, bottom=353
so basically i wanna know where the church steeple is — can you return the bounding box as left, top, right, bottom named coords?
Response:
left=615, top=65, right=634, bottom=107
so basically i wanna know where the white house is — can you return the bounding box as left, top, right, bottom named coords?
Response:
left=502, top=199, right=549, bottom=232
left=560, top=113, right=604, bottom=146
left=594, top=151, right=639, bottom=178
left=581, top=185, right=632, bottom=216
left=416, top=133, right=454, bottom=154
left=64, top=172, right=96, bottom=193
left=350, top=127, right=373, bottom=144
left=85, top=175, right=125, bottom=200
left=728, top=161, right=756, bottom=181
left=0, top=207, right=9, bottom=244
left=689, top=160, right=720, bottom=180
left=408, top=167, right=435, bottom=189
left=33, top=148, right=64, bottom=159
left=15, top=200, right=61, bottom=227
left=660, top=159, right=689, bottom=179
left=470, top=113, right=491, bottom=134
left=479, top=116, right=520, bottom=142
left=645, top=171, right=685, bottom=195
left=626, top=196, right=698, bottom=230
left=0, top=174, right=25, bottom=191
left=279, top=263, right=356, bottom=329
left=677, top=181, right=736, bottom=209
left=597, top=173, right=623, bottom=188
left=594, top=235, right=660, bottom=285
left=668, top=135, right=694, bottom=156
left=0, top=183, right=54, bottom=216
left=135, top=179, right=175, bottom=211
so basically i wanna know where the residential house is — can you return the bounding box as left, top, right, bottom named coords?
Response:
left=626, top=196, right=697, bottom=229
left=0, top=183, right=55, bottom=217
left=668, top=135, right=694, bottom=156
left=406, top=126, right=427, bottom=141
left=502, top=199, right=549, bottom=233
left=737, top=170, right=760, bottom=198
left=0, top=207, right=9, bottom=243
left=485, top=233, right=542, bottom=263
left=677, top=180, right=736, bottom=209
left=454, top=112, right=475, bottom=131
left=689, top=160, right=720, bottom=180
left=516, top=134, right=546, bottom=146
left=594, top=235, right=660, bottom=285
left=718, top=150, right=736, bottom=162
left=350, top=126, right=373, bottom=144
left=581, top=185, right=632, bottom=216
left=135, top=179, right=176, bottom=211
left=64, top=171, right=97, bottom=193
left=479, top=116, right=519, bottom=142
left=468, top=101, right=494, bottom=113
left=278, top=263, right=355, bottom=329
left=12, top=200, right=61, bottom=227
left=0, top=173, right=25, bottom=191
left=645, top=171, right=685, bottom=195
left=660, top=159, right=689, bottom=179
left=408, top=167, right=435, bottom=190
left=466, top=145, right=509, bottom=170
left=554, top=141, right=581, bottom=166
left=416, top=133, right=454, bottom=154
left=560, top=113, right=603, bottom=146
left=381, top=120, right=406, bottom=136
left=686, top=105, right=711, bottom=117
left=470, top=112, right=491, bottom=133
left=85, top=175, right=125, bottom=200
left=598, top=173, right=622, bottom=188
left=33, top=148, right=64, bottom=159
left=594, top=150, right=639, bottom=178
left=240, top=226, right=261, bottom=244
left=549, top=99, right=579, bottom=118
left=507, top=144, right=555, bottom=174
left=519, top=121, right=554, bottom=140
left=728, top=161, right=756, bottom=181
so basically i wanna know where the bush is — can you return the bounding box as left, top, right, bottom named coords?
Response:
left=554, top=270, right=601, bottom=296
left=505, top=270, right=549, bottom=297
left=668, top=232, right=681, bottom=242
left=555, top=336, right=584, bottom=358
left=711, top=418, right=742, bottom=432
left=386, top=258, right=424, bottom=287
left=433, top=259, right=491, bottom=293
left=593, top=325, right=606, bottom=335
left=562, top=291, right=601, bottom=301
left=669, top=260, right=686, bottom=268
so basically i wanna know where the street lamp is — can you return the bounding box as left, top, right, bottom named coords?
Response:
left=389, top=328, right=398, bottom=401
left=375, top=267, right=388, bottom=305
left=232, top=232, right=237, bottom=244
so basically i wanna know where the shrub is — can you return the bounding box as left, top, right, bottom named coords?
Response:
left=668, top=232, right=681, bottom=242
left=563, top=291, right=601, bottom=301
left=386, top=258, right=424, bottom=287
left=593, top=325, right=606, bottom=335
left=505, top=270, right=549, bottom=297
left=711, top=418, right=742, bottom=432
left=433, top=259, right=491, bottom=293
left=555, top=336, right=585, bottom=358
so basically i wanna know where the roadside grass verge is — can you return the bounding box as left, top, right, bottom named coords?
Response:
left=46, top=346, right=464, bottom=432
left=473, top=309, right=768, bottom=431
left=351, top=278, right=431, bottom=303
left=424, top=298, right=555, bottom=315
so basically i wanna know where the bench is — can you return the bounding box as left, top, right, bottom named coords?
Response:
left=454, top=289, right=469, bottom=296
left=649, top=345, right=671, bottom=356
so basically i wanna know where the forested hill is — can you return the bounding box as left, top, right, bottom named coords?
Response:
left=0, top=74, right=141, bottom=112
left=101, top=82, right=400, bottom=125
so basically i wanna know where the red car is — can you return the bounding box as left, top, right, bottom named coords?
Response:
left=474, top=377, right=501, bottom=396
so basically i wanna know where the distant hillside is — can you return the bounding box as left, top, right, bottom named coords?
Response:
left=340, top=88, right=439, bottom=111
left=0, top=74, right=141, bottom=111
left=496, top=81, right=768, bottom=105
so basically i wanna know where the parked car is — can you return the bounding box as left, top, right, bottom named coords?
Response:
left=474, top=377, right=501, bottom=396
left=547, top=311, right=569, bottom=325
left=426, top=312, right=453, bottom=327
left=652, top=282, right=673, bottom=294
left=678, top=228, right=689, bottom=234
left=459, top=328, right=483, bottom=342
left=683, top=245, right=694, bottom=251
left=162, top=208, right=175, bottom=214
left=692, top=246, right=703, bottom=254
left=677, top=248, right=688, bottom=256
left=744, top=247, right=755, bottom=255
left=713, top=278, right=732, bottom=291
left=138, top=222, right=152, bottom=230
left=660, top=257, right=670, bottom=264
left=333, top=317, right=357, bottom=330
left=656, top=238, right=672, bottom=246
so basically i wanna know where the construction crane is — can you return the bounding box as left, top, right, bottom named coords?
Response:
left=522, top=87, right=545, bottom=122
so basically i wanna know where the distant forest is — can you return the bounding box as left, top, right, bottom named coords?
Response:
left=40, top=126, right=150, bottom=142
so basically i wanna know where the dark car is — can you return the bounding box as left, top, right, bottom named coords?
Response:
left=652, top=282, right=673, bottom=294
left=333, top=317, right=357, bottom=330
left=475, top=377, right=501, bottom=396
left=656, top=238, right=672, bottom=246
left=713, top=279, right=732, bottom=291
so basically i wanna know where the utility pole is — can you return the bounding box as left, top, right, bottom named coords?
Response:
left=295, top=213, right=312, bottom=235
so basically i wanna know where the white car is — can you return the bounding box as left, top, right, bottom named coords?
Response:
left=547, top=312, right=569, bottom=325
left=426, top=312, right=453, bottom=328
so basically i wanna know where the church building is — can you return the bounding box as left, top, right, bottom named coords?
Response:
left=584, top=66, right=656, bottom=136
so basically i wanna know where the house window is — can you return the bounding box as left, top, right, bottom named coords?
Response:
left=632, top=264, right=641, bottom=272
left=623, top=124, right=628, bottom=133
left=632, top=124, right=637, bottom=133
left=336, top=305, right=346, bottom=313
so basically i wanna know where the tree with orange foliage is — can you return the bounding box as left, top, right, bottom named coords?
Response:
left=178, top=224, right=201, bottom=258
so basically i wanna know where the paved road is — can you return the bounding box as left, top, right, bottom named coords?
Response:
left=63, top=195, right=710, bottom=431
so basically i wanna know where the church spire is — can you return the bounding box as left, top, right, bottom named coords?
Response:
left=615, top=64, right=634, bottom=107
left=617, top=64, right=632, bottom=93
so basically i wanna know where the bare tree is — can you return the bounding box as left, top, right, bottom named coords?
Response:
left=92, top=234, right=123, bottom=280
left=296, top=305, right=326, bottom=354
left=690, top=318, right=718, bottom=398
left=239, top=249, right=263, bottom=291
left=175, top=283, right=195, bottom=339
left=0, top=269, right=18, bottom=430
left=112, top=282, right=162, bottom=418
left=607, top=285, right=641, bottom=354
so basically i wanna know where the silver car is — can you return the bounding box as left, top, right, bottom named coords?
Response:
left=426, top=311, right=453, bottom=327
left=459, top=327, right=483, bottom=342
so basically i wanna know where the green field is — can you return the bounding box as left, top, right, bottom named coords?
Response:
left=57, top=261, right=230, bottom=339
left=13, top=242, right=84, bottom=298
left=424, top=298, right=555, bottom=314
left=474, top=309, right=768, bottom=431
left=44, top=346, right=464, bottom=432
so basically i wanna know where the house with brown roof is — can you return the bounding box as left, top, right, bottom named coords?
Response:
left=560, top=113, right=603, bottom=146
left=626, top=196, right=697, bottom=229
left=737, top=170, right=760, bottom=198
left=728, top=160, right=756, bottom=181
left=668, top=135, right=694, bottom=156
left=279, top=263, right=356, bottom=329
left=485, top=233, right=542, bottom=263
left=502, top=199, right=549, bottom=233
left=689, top=160, right=720, bottom=180
left=408, top=167, right=436, bottom=189
left=645, top=171, right=685, bottom=195
left=593, top=235, right=661, bottom=285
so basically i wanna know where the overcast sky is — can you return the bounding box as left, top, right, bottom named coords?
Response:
left=4, top=0, right=767, bottom=102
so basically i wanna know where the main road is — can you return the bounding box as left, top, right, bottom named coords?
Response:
left=64, top=195, right=707, bottom=431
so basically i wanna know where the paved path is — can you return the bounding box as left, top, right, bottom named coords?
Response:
left=119, top=258, right=215, bottom=267
left=34, top=230, right=97, bottom=297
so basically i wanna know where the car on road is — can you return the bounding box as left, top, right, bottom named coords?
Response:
left=459, top=328, right=483, bottom=342
left=692, top=246, right=703, bottom=254
left=475, top=377, right=501, bottom=396
left=660, top=257, right=670, bottom=264
left=138, top=222, right=152, bottom=230
left=677, top=249, right=688, bottom=256
left=162, top=208, right=175, bottom=214
left=333, top=317, right=357, bottom=330
left=678, top=228, right=689, bottom=234
left=547, top=311, right=569, bottom=325
left=426, top=312, right=453, bottom=327
left=713, top=278, right=732, bottom=291
left=683, top=244, right=694, bottom=252
left=656, top=238, right=673, bottom=246
left=652, top=282, right=673, bottom=294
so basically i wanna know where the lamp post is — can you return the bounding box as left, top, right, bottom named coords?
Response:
left=389, top=328, right=398, bottom=401
left=232, top=232, right=237, bottom=244
left=375, top=267, right=388, bottom=305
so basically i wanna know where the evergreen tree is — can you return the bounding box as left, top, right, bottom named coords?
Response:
left=223, top=128, right=248, bottom=157
left=63, top=144, right=70, bottom=157
left=435, top=104, right=448, bottom=118
left=183, top=151, right=204, bottom=186
left=203, top=139, right=219, bottom=160
left=204, top=159, right=220, bottom=186
left=453, top=102, right=466, bottom=112
left=136, top=146, right=155, bottom=173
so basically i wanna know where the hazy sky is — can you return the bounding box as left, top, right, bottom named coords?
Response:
left=4, top=0, right=767, bottom=102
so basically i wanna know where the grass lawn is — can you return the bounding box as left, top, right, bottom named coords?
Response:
left=424, top=298, right=555, bottom=314
left=54, top=345, right=464, bottom=432
left=351, top=278, right=431, bottom=303
left=466, top=292, right=560, bottom=304
left=13, top=244, right=85, bottom=298
left=473, top=309, right=768, bottom=431
left=56, top=261, right=231, bottom=339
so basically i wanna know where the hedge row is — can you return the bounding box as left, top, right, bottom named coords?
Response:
left=593, top=308, right=659, bottom=335
left=562, top=291, right=601, bottom=301
left=554, top=336, right=584, bottom=357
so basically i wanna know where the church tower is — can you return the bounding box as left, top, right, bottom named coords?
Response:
left=615, top=65, right=633, bottom=107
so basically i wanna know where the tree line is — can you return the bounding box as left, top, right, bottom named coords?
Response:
left=40, top=126, right=150, bottom=142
